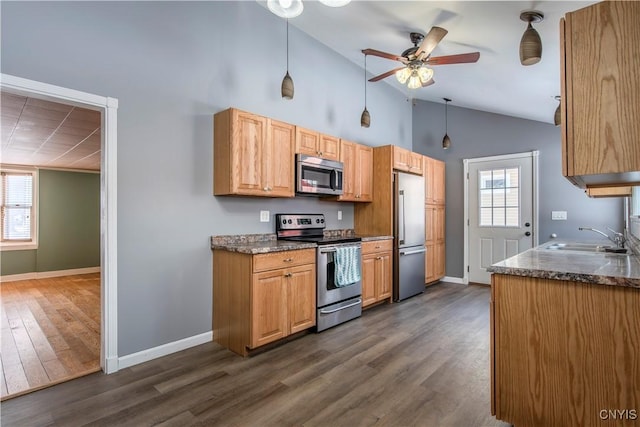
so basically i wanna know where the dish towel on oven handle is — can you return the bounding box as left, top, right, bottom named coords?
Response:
left=335, top=246, right=361, bottom=287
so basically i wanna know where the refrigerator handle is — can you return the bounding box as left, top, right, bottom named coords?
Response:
left=398, top=189, right=405, bottom=245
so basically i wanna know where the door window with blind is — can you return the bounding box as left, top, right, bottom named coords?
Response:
left=1, top=169, right=38, bottom=250
left=479, top=167, right=520, bottom=227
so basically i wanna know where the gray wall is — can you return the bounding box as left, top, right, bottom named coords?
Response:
left=1, top=169, right=100, bottom=276
left=412, top=100, right=624, bottom=278
left=1, top=2, right=412, bottom=356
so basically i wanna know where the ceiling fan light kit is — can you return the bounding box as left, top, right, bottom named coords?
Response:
left=442, top=98, right=452, bottom=149
left=267, top=0, right=303, bottom=18
left=363, top=26, right=479, bottom=90
left=318, top=0, right=351, bottom=7
left=519, top=10, right=544, bottom=66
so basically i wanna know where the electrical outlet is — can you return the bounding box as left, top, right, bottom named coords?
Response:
left=260, top=210, right=270, bottom=222
left=551, top=211, right=567, bottom=220
left=338, top=210, right=343, bottom=221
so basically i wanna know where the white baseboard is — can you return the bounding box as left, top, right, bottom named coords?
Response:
left=117, top=331, right=213, bottom=370
left=442, top=276, right=466, bottom=285
left=0, top=266, right=101, bottom=282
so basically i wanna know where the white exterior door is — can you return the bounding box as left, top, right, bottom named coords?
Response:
left=466, top=152, right=537, bottom=284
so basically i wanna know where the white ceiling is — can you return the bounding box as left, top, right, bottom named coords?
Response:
left=272, top=0, right=597, bottom=124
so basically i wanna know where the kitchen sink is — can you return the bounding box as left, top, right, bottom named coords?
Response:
left=544, top=243, right=627, bottom=254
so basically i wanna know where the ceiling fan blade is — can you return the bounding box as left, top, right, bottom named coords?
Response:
left=421, top=78, right=435, bottom=87
left=415, top=26, right=448, bottom=58
left=368, top=67, right=405, bottom=82
left=362, top=48, right=407, bottom=63
left=426, top=52, right=480, bottom=65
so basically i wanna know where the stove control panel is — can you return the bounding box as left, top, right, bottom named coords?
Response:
left=276, top=214, right=325, bottom=231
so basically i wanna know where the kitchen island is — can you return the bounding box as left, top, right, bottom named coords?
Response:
left=488, top=242, right=639, bottom=427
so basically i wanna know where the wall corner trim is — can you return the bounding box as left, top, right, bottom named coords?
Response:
left=117, top=331, right=213, bottom=370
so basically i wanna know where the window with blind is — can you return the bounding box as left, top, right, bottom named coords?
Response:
left=1, top=169, right=38, bottom=249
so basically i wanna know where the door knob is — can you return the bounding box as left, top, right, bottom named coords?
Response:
left=525, top=222, right=531, bottom=227
left=525, top=231, right=531, bottom=236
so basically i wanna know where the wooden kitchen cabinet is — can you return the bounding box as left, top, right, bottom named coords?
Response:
left=560, top=1, right=640, bottom=188
left=361, top=239, right=393, bottom=308
left=585, top=186, right=632, bottom=198
left=393, top=146, right=423, bottom=175
left=213, top=248, right=316, bottom=356
left=214, top=108, right=295, bottom=197
left=424, top=156, right=446, bottom=284
left=295, top=126, right=340, bottom=160
left=338, top=139, right=373, bottom=202
left=491, top=274, right=640, bottom=426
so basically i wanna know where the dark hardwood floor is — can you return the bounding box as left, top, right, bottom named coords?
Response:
left=1, top=282, right=508, bottom=427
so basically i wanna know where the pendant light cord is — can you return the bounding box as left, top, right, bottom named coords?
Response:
left=286, top=19, right=289, bottom=72
left=364, top=54, right=367, bottom=107
left=445, top=99, right=448, bottom=132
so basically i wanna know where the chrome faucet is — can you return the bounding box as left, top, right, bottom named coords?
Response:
left=578, top=227, right=626, bottom=248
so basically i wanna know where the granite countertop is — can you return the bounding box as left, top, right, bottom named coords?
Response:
left=488, top=240, right=640, bottom=289
left=210, top=230, right=391, bottom=254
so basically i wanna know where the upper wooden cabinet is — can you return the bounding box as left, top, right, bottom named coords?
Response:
left=295, top=127, right=340, bottom=160
left=424, top=156, right=445, bottom=205
left=338, top=139, right=373, bottom=202
left=214, top=108, right=295, bottom=197
left=393, top=146, right=424, bottom=175
left=561, top=1, right=640, bottom=188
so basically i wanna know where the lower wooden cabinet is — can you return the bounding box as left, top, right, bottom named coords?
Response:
left=491, top=274, right=640, bottom=426
left=361, top=239, right=393, bottom=308
left=425, top=204, right=445, bottom=284
left=425, top=242, right=445, bottom=284
left=213, top=248, right=316, bottom=356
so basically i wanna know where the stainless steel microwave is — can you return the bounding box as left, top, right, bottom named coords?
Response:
left=296, top=154, right=344, bottom=196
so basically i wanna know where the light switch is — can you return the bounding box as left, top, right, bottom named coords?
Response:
left=260, top=210, right=270, bottom=222
left=551, top=211, right=567, bottom=220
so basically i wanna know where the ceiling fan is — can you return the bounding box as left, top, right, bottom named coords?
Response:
left=362, top=27, right=480, bottom=89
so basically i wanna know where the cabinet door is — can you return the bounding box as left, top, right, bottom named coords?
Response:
left=435, top=206, right=446, bottom=243
left=376, top=252, right=392, bottom=300
left=232, top=111, right=267, bottom=194
left=338, top=140, right=357, bottom=201
left=319, top=134, right=340, bottom=160
left=361, top=254, right=377, bottom=307
left=435, top=243, right=445, bottom=279
left=563, top=2, right=640, bottom=178
left=432, top=160, right=445, bottom=204
left=251, top=270, right=287, bottom=348
left=424, top=156, right=434, bottom=204
left=287, top=264, right=316, bottom=334
left=356, top=144, right=374, bottom=201
left=425, top=243, right=436, bottom=284
left=296, top=127, right=320, bottom=156
left=266, top=119, right=295, bottom=197
left=425, top=205, right=436, bottom=244
left=409, top=152, right=424, bottom=175
left=393, top=146, right=411, bottom=172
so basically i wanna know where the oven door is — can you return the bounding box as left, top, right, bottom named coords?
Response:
left=317, top=243, right=362, bottom=307
left=296, top=154, right=343, bottom=195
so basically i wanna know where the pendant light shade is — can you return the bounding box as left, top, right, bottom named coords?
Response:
left=442, top=98, right=452, bottom=149
left=554, top=95, right=561, bottom=126
left=361, top=53, right=370, bottom=128
left=281, top=19, right=294, bottom=100
left=267, top=0, right=303, bottom=19
left=519, top=11, right=544, bottom=66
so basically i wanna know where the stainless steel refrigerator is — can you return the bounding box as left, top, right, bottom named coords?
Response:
left=393, top=172, right=426, bottom=301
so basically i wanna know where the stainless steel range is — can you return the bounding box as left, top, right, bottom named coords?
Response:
left=276, top=214, right=362, bottom=332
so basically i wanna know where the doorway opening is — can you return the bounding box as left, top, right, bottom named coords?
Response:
left=463, top=151, right=539, bottom=284
left=0, top=74, right=118, bottom=399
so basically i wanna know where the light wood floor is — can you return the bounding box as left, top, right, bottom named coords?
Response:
left=0, top=273, right=101, bottom=401
left=1, top=282, right=509, bottom=427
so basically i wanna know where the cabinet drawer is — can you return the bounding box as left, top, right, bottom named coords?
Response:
left=362, top=239, right=393, bottom=254
left=253, top=249, right=315, bottom=272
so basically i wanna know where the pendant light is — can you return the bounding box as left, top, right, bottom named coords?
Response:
left=442, top=98, right=451, bottom=149
left=360, top=54, right=370, bottom=128
left=554, top=95, right=561, bottom=126
left=519, top=11, right=544, bottom=66
left=267, top=0, right=303, bottom=19
left=281, top=19, right=294, bottom=100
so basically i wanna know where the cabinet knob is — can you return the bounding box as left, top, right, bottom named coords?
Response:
left=283, top=258, right=293, bottom=262
left=376, top=256, right=382, bottom=260
left=263, top=186, right=269, bottom=191
left=284, top=272, right=292, bottom=278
